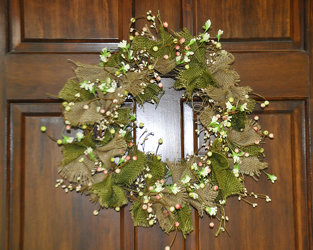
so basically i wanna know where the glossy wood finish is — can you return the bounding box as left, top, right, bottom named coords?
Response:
left=1, top=0, right=312, bottom=249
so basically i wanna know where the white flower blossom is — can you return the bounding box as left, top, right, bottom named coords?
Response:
left=183, top=56, right=191, bottom=63
left=233, top=154, right=240, bottom=163
left=201, top=33, right=210, bottom=42
left=119, top=129, right=126, bottom=137
left=233, top=167, right=239, bottom=177
left=199, top=166, right=210, bottom=177
left=100, top=55, right=109, bottom=63
left=203, top=19, right=211, bottom=31
left=118, top=40, right=128, bottom=49
left=190, top=192, right=199, bottom=199
left=226, top=101, right=233, bottom=111
left=240, top=103, right=248, bottom=112
left=211, top=116, right=219, bottom=123
left=206, top=206, right=217, bottom=216
left=85, top=147, right=93, bottom=154
left=154, top=182, right=164, bottom=193
left=106, top=81, right=117, bottom=93
left=170, top=184, right=181, bottom=194
left=181, top=174, right=191, bottom=184
left=186, top=51, right=194, bottom=56
left=63, top=136, right=74, bottom=144
left=80, top=81, right=94, bottom=92
left=76, top=132, right=84, bottom=141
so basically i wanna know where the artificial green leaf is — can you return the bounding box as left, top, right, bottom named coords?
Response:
left=58, top=78, right=94, bottom=102
left=61, top=143, right=86, bottom=166
left=241, top=145, right=262, bottom=156
left=148, top=155, right=166, bottom=180
left=130, top=201, right=150, bottom=227
left=231, top=112, right=247, bottom=131
left=153, top=203, right=174, bottom=233
left=174, top=63, right=215, bottom=98
left=115, top=107, right=132, bottom=125
left=91, top=175, right=113, bottom=208
left=212, top=167, right=244, bottom=199
left=175, top=206, right=193, bottom=237
left=135, top=83, right=164, bottom=106
left=114, top=151, right=146, bottom=185
left=91, top=175, right=128, bottom=208
left=210, top=152, right=229, bottom=170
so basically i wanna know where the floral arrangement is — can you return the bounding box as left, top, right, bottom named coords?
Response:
left=40, top=11, right=277, bottom=249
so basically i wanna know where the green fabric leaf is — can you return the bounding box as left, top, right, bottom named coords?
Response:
left=212, top=165, right=244, bottom=199
left=211, top=139, right=223, bottom=152
left=61, top=143, right=86, bottom=166
left=58, top=154, right=95, bottom=185
left=153, top=203, right=174, bottom=233
left=175, top=206, right=193, bottom=237
left=115, top=107, right=132, bottom=125
left=148, top=155, right=166, bottom=180
left=130, top=201, right=150, bottom=227
left=58, top=78, right=94, bottom=102
left=135, top=83, right=164, bottom=106
left=210, top=152, right=229, bottom=170
left=241, top=145, right=262, bottom=156
left=91, top=175, right=128, bottom=208
left=91, top=175, right=113, bottom=208
left=231, top=112, right=247, bottom=131
left=105, top=53, right=124, bottom=68
left=174, top=63, right=215, bottom=98
left=246, top=98, right=256, bottom=113
left=64, top=100, right=103, bottom=126
left=114, top=151, right=146, bottom=185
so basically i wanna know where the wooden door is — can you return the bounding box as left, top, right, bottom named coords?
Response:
left=1, top=0, right=312, bottom=249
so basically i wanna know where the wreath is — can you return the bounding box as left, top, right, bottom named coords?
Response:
left=41, top=11, right=277, bottom=249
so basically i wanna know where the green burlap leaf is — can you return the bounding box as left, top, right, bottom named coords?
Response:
left=115, top=107, right=132, bottom=125
left=231, top=112, right=247, bottom=131
left=242, top=145, right=263, bottom=156
left=175, top=62, right=215, bottom=98
left=90, top=175, right=113, bottom=207
left=148, top=155, right=166, bottom=180
left=210, top=152, right=229, bottom=170
left=96, top=133, right=127, bottom=169
left=239, top=156, right=268, bottom=177
left=58, top=78, right=94, bottom=102
left=161, top=189, right=189, bottom=207
left=61, top=143, right=86, bottom=166
left=212, top=139, right=223, bottom=152
left=114, top=151, right=146, bottom=186
left=58, top=154, right=95, bottom=185
left=212, top=167, right=244, bottom=199
left=122, top=71, right=148, bottom=97
left=135, top=83, right=164, bottom=105
left=175, top=206, right=193, bottom=237
left=132, top=36, right=158, bottom=52
left=90, top=175, right=128, bottom=208
left=246, top=98, right=256, bottom=113
left=199, top=105, right=215, bottom=127
left=69, top=60, right=114, bottom=83
left=153, top=203, right=174, bottom=233
left=229, top=120, right=262, bottom=146
left=105, top=53, right=124, bottom=68
left=130, top=201, right=150, bottom=227
left=154, top=58, right=177, bottom=75
left=64, top=101, right=103, bottom=126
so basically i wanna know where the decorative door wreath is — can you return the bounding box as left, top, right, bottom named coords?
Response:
left=41, top=11, right=277, bottom=249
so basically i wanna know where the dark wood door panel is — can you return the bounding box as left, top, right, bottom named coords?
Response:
left=7, top=102, right=134, bottom=250
left=190, top=100, right=310, bottom=250
left=4, top=52, right=309, bottom=100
